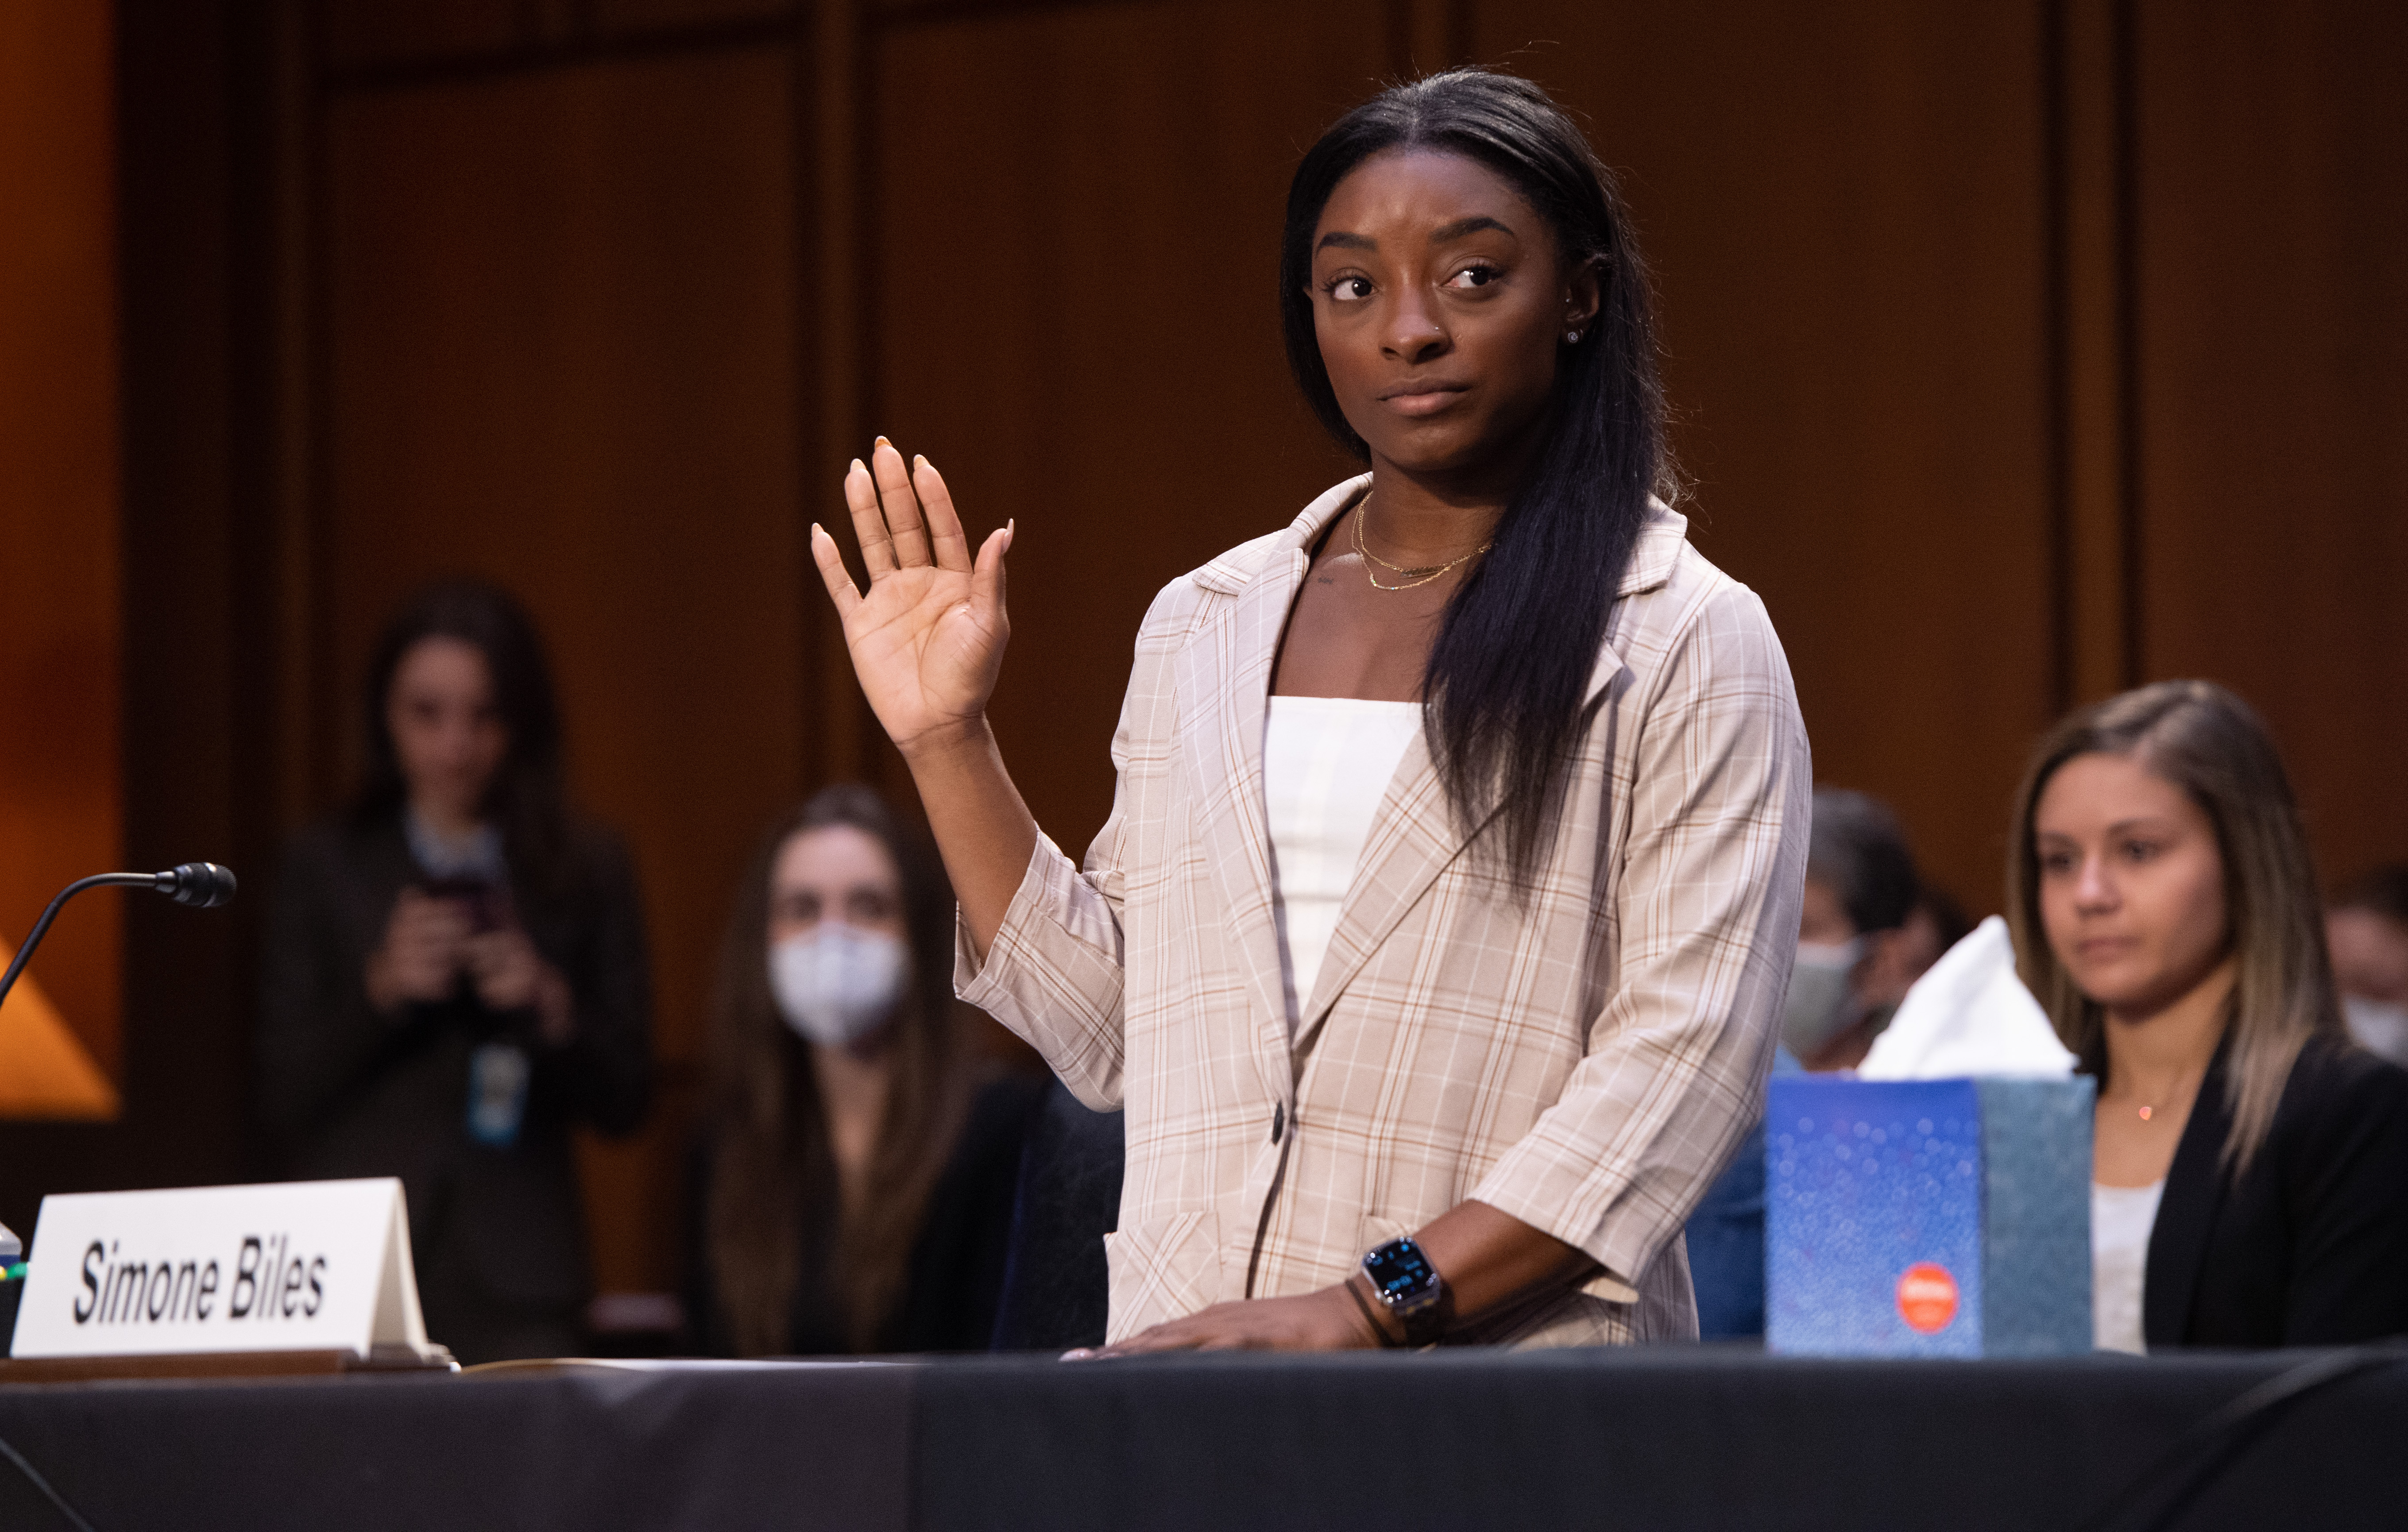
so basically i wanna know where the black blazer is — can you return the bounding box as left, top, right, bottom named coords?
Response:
left=255, top=814, right=653, bottom=1343
left=2144, top=1034, right=2408, bottom=1348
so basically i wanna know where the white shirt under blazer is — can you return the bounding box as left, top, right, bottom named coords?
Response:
left=1263, top=695, right=1425, bottom=1029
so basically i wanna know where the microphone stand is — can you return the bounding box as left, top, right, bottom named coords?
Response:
left=0, top=863, right=235, bottom=1281
left=0, top=863, right=237, bottom=1015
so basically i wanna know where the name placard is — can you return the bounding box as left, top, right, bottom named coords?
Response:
left=10, top=1178, right=432, bottom=1361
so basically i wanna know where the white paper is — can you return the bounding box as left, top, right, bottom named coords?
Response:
left=1859, top=916, right=2077, bottom=1080
left=11, top=1178, right=433, bottom=1360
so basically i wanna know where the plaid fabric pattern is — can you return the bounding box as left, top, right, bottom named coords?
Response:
left=959, top=476, right=1810, bottom=1347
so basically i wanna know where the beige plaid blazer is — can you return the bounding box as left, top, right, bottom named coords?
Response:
left=959, top=475, right=1809, bottom=1347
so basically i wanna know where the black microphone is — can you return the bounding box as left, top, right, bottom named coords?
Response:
left=157, top=861, right=239, bottom=908
left=0, top=864, right=237, bottom=1010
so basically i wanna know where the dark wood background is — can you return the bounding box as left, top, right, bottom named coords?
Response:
left=0, top=1, right=123, bottom=1100
left=2, top=0, right=2399, bottom=1305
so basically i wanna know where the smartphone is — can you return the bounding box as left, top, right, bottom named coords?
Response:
left=418, top=874, right=512, bottom=934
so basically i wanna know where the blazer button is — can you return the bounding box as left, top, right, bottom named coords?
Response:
left=1271, top=1103, right=1286, bottom=1144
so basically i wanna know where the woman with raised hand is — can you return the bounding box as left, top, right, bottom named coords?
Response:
left=2009, top=680, right=2408, bottom=1351
left=812, top=69, right=1809, bottom=1351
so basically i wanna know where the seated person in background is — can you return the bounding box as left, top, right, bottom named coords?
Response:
left=1899, top=885, right=1971, bottom=982
left=689, top=786, right=1041, bottom=1356
left=2009, top=680, right=2408, bottom=1351
left=1691, top=785, right=1942, bottom=1337
left=256, top=581, right=653, bottom=1363
left=1783, top=787, right=1926, bottom=1072
left=2328, top=865, right=2408, bottom=1066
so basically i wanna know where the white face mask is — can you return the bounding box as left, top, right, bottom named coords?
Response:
left=769, top=925, right=908, bottom=1049
left=2343, top=996, right=2408, bottom=1067
left=1782, top=938, right=1866, bottom=1059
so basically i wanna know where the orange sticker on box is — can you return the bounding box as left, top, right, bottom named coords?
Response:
left=1896, top=1262, right=1959, bottom=1333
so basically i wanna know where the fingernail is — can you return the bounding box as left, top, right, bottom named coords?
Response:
left=874, top=435, right=891, bottom=449
left=849, top=458, right=865, bottom=475
left=913, top=454, right=928, bottom=471
left=1060, top=1348, right=1094, bottom=1362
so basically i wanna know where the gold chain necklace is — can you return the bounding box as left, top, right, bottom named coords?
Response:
left=1352, top=497, right=1492, bottom=592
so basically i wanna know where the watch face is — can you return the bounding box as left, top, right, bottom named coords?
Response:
left=1363, top=1238, right=1436, bottom=1304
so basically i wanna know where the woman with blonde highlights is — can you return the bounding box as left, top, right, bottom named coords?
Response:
left=2006, top=680, right=2408, bottom=1351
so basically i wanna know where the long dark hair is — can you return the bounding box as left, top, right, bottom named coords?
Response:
left=2005, top=681, right=2344, bottom=1177
left=1279, top=69, right=1670, bottom=880
left=351, top=579, right=572, bottom=895
left=703, top=785, right=966, bottom=1355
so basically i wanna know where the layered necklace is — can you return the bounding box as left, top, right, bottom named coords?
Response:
left=1352, top=495, right=1492, bottom=592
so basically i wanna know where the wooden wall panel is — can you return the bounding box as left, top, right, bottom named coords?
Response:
left=322, top=48, right=805, bottom=1290
left=322, top=0, right=521, bottom=70
left=865, top=0, right=1394, bottom=855
left=323, top=0, right=797, bottom=76
left=0, top=0, right=124, bottom=1089
left=1473, top=1, right=2057, bottom=914
left=598, top=0, right=794, bottom=35
left=0, top=0, right=251, bottom=1226
left=2134, top=0, right=2408, bottom=886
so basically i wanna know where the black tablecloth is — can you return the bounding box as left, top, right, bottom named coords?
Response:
left=0, top=1347, right=2398, bottom=1530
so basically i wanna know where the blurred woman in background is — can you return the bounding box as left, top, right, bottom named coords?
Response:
left=690, top=786, right=1039, bottom=1356
left=2327, top=865, right=2408, bottom=1066
left=2008, top=679, right=2408, bottom=1351
left=1782, top=787, right=1927, bottom=1073
left=257, top=580, right=653, bottom=1362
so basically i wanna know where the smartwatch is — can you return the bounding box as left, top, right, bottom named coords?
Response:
left=1361, top=1236, right=1448, bottom=1347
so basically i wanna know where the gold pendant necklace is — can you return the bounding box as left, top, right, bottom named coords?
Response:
left=1353, top=496, right=1492, bottom=592
left=2128, top=1069, right=2192, bottom=1122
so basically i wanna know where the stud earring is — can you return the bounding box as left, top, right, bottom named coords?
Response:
left=1565, top=329, right=1582, bottom=344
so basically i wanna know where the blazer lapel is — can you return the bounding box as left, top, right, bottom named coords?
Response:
left=348, top=818, right=425, bottom=937
left=1182, top=477, right=1368, bottom=1078
left=1294, top=536, right=1654, bottom=1047
left=1295, top=722, right=1467, bottom=1048
left=1281, top=490, right=1681, bottom=1050
left=2143, top=1041, right=2235, bottom=1347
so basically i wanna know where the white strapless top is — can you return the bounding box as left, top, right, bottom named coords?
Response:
left=1263, top=696, right=1422, bottom=1030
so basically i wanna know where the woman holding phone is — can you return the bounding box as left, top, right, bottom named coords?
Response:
left=815, top=69, right=1808, bottom=1351
left=256, top=581, right=653, bottom=1362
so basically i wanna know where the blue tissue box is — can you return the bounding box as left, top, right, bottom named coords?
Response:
left=1765, top=1075, right=2094, bottom=1356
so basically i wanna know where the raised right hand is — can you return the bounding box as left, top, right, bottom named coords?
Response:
left=811, top=438, right=1013, bottom=756
left=366, top=888, right=471, bottom=1013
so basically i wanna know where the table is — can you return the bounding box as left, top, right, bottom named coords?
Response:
left=0, top=1347, right=2398, bottom=1530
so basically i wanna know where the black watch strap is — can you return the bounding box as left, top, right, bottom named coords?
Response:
left=1343, top=1275, right=1401, bottom=1347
